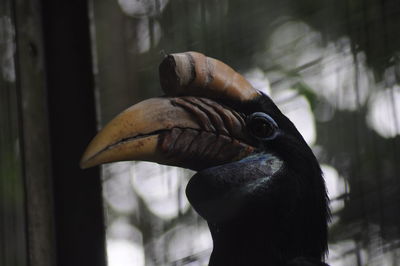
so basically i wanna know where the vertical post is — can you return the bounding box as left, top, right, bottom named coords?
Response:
left=0, top=1, right=28, bottom=266
left=40, top=0, right=106, bottom=265
left=9, top=0, right=106, bottom=265
left=13, top=0, right=56, bottom=262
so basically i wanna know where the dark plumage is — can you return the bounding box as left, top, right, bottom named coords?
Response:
left=186, top=93, right=330, bottom=266
left=81, top=52, right=330, bottom=266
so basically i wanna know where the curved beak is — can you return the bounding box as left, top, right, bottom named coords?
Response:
left=80, top=96, right=255, bottom=170
left=81, top=52, right=261, bottom=170
left=80, top=97, right=200, bottom=169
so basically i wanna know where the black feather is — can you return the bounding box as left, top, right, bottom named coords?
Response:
left=186, top=92, right=330, bottom=265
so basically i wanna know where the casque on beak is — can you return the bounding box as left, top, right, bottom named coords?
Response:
left=80, top=51, right=260, bottom=170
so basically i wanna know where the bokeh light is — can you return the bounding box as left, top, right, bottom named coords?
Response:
left=130, top=162, right=192, bottom=220
left=367, top=85, right=400, bottom=138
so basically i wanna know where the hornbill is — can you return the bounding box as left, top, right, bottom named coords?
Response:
left=81, top=52, right=330, bottom=266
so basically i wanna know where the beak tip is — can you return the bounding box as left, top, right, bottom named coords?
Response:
left=79, top=158, right=90, bottom=169
left=80, top=150, right=96, bottom=169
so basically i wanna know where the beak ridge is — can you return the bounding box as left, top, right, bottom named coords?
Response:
left=80, top=97, right=200, bottom=169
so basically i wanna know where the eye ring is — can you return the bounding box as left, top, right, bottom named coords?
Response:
left=246, top=112, right=279, bottom=140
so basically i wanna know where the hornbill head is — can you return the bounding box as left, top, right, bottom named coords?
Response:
left=81, top=52, right=330, bottom=266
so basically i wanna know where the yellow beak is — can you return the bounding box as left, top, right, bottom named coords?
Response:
left=81, top=51, right=260, bottom=170
left=80, top=97, right=201, bottom=169
left=80, top=97, right=255, bottom=170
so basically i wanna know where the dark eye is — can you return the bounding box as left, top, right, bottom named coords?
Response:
left=247, top=112, right=278, bottom=140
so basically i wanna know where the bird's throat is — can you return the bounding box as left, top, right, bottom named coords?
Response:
left=208, top=221, right=280, bottom=266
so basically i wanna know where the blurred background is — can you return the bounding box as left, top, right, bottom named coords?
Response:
left=90, top=0, right=400, bottom=265
left=1, top=0, right=400, bottom=265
